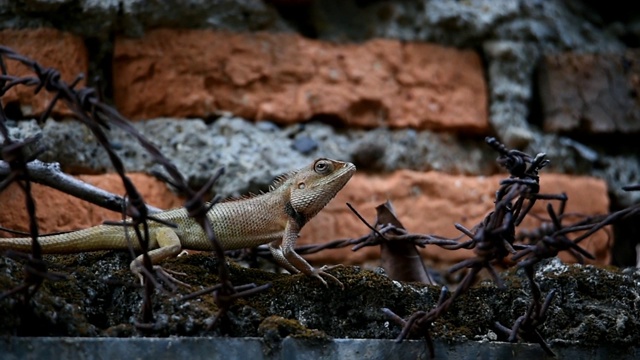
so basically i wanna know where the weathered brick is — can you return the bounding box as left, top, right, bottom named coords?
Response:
left=0, top=28, right=88, bottom=118
left=539, top=51, right=640, bottom=134
left=0, top=173, right=182, bottom=235
left=113, top=29, right=488, bottom=132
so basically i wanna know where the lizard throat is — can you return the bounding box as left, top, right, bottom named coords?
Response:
left=284, top=201, right=308, bottom=228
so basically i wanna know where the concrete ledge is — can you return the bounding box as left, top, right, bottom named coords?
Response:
left=0, top=337, right=637, bottom=360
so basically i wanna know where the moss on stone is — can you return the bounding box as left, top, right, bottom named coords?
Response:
left=1, top=252, right=639, bottom=353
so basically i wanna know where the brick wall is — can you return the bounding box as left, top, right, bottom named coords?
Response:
left=0, top=26, right=616, bottom=268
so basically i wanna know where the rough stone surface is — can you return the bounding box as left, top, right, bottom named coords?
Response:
left=308, top=0, right=623, bottom=52
left=0, top=169, right=611, bottom=269
left=0, top=28, right=88, bottom=118
left=1, top=251, right=639, bottom=353
left=484, top=41, right=539, bottom=149
left=596, top=155, right=640, bottom=208
left=112, top=29, right=488, bottom=131
left=36, top=117, right=311, bottom=196
left=4, top=117, right=496, bottom=198
left=0, top=0, right=287, bottom=38
left=0, top=1, right=117, bottom=38
left=539, top=51, right=640, bottom=134
left=119, top=0, right=289, bottom=36
left=300, top=171, right=611, bottom=268
left=296, top=122, right=496, bottom=175
left=526, top=133, right=640, bottom=207
left=0, top=0, right=626, bottom=53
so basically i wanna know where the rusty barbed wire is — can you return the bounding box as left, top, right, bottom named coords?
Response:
left=375, top=138, right=640, bottom=357
left=0, top=45, right=269, bottom=328
left=382, top=286, right=449, bottom=359
left=495, top=282, right=557, bottom=356
left=570, top=185, right=640, bottom=245
left=373, top=137, right=599, bottom=358
left=2, top=44, right=638, bottom=354
left=0, top=50, right=67, bottom=303
left=0, top=131, right=67, bottom=302
left=230, top=136, right=589, bottom=356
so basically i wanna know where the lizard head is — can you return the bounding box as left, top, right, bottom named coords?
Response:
left=286, top=158, right=356, bottom=226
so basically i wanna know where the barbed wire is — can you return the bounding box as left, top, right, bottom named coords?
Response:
left=1, top=45, right=637, bottom=356
left=0, top=45, right=269, bottom=327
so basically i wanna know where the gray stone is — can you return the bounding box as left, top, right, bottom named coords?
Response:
left=0, top=119, right=44, bottom=160
left=484, top=41, right=539, bottom=148
left=35, top=116, right=310, bottom=197
left=4, top=115, right=636, bottom=213
left=0, top=119, right=41, bottom=142
left=353, top=128, right=493, bottom=175
left=3, top=0, right=622, bottom=52
left=119, top=0, right=290, bottom=37
left=2, top=252, right=640, bottom=356
left=0, top=0, right=119, bottom=38
left=526, top=133, right=640, bottom=207
left=39, top=119, right=116, bottom=173
left=309, top=0, right=623, bottom=52
left=595, top=155, right=640, bottom=208
left=526, top=133, right=593, bottom=174
left=292, top=136, right=318, bottom=155
left=0, top=0, right=289, bottom=38
left=7, top=116, right=496, bottom=198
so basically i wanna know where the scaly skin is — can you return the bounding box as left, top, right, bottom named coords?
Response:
left=0, top=158, right=356, bottom=287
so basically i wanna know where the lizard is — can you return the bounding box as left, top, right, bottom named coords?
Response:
left=0, top=158, right=356, bottom=287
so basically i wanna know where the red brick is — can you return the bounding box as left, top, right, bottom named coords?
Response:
left=113, top=29, right=488, bottom=132
left=0, top=173, right=182, bottom=235
left=539, top=51, right=640, bottom=133
left=0, top=28, right=88, bottom=118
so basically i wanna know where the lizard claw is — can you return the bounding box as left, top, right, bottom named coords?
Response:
left=153, top=265, right=192, bottom=289
left=310, top=266, right=344, bottom=289
left=320, top=264, right=343, bottom=272
left=131, top=262, right=192, bottom=289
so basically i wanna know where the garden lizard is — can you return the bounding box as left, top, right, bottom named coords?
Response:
left=0, top=158, right=355, bottom=287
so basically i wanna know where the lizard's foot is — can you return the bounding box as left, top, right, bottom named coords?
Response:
left=131, top=263, right=192, bottom=289
left=309, top=267, right=344, bottom=289
left=320, top=264, right=343, bottom=271
left=153, top=266, right=192, bottom=289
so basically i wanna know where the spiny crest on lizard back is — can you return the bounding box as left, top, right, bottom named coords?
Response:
left=221, top=173, right=295, bottom=200
left=269, top=169, right=299, bottom=191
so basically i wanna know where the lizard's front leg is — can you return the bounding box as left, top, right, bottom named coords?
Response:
left=129, top=227, right=188, bottom=287
left=279, top=220, right=343, bottom=288
left=268, top=241, right=300, bottom=274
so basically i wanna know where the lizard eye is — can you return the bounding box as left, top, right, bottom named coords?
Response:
left=298, top=182, right=305, bottom=189
left=314, top=160, right=333, bottom=174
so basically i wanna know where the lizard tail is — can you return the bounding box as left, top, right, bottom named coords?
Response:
left=0, top=225, right=138, bottom=254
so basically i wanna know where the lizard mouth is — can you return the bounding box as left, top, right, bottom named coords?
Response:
left=340, top=162, right=356, bottom=175
left=321, top=161, right=355, bottom=193
left=332, top=161, right=356, bottom=183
